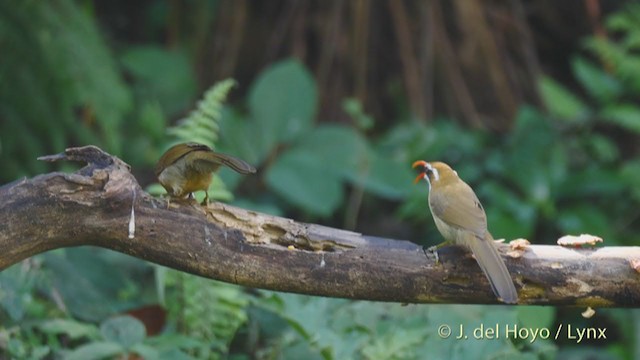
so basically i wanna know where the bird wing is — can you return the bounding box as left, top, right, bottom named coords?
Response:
left=190, top=151, right=256, bottom=174
left=154, top=143, right=211, bottom=176
left=428, top=181, right=487, bottom=236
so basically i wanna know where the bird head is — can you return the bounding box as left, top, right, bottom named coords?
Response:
left=412, top=160, right=457, bottom=187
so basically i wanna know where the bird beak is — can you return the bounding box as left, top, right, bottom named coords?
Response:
left=412, top=160, right=428, bottom=184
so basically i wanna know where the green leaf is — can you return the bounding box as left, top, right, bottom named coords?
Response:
left=420, top=305, right=522, bottom=359
left=605, top=4, right=640, bottom=31
left=342, top=98, right=374, bottom=130
left=100, top=316, right=146, bottom=349
left=265, top=150, right=343, bottom=216
left=486, top=208, right=536, bottom=241
left=218, top=107, right=271, bottom=166
left=138, top=101, right=166, bottom=141
left=120, top=46, right=195, bottom=116
left=65, top=342, right=123, bottom=360
left=586, top=134, right=619, bottom=163
left=517, top=306, right=556, bottom=329
left=377, top=121, right=434, bottom=161
left=538, top=76, right=589, bottom=120
left=299, top=124, right=369, bottom=174
left=361, top=328, right=427, bottom=360
left=479, top=182, right=537, bottom=240
left=41, top=250, right=119, bottom=322
left=505, top=107, right=558, bottom=204
left=146, top=183, right=167, bottom=197
left=572, top=57, right=622, bottom=103
left=599, top=103, right=640, bottom=133
left=38, top=319, right=100, bottom=340
left=0, top=262, right=39, bottom=322
left=557, top=206, right=611, bottom=242
left=346, top=151, right=413, bottom=200
left=131, top=343, right=160, bottom=360
left=249, top=59, right=317, bottom=144
left=559, top=166, right=626, bottom=199
left=620, top=161, right=640, bottom=201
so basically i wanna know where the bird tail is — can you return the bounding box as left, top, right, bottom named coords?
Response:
left=467, top=232, right=518, bottom=304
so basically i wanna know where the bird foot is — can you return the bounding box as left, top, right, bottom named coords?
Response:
left=422, top=245, right=440, bottom=264
left=422, top=241, right=452, bottom=264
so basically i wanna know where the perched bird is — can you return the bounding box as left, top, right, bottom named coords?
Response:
left=155, top=142, right=256, bottom=205
left=412, top=160, right=518, bottom=304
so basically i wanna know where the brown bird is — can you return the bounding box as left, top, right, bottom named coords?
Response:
left=155, top=142, right=256, bottom=205
left=412, top=160, right=518, bottom=304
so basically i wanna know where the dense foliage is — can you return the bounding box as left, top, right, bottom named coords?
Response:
left=1, top=1, right=639, bottom=359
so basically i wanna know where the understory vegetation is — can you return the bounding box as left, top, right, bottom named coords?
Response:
left=1, top=1, right=639, bottom=359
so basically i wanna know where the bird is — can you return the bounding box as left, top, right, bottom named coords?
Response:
left=412, top=160, right=518, bottom=304
left=155, top=142, right=256, bottom=205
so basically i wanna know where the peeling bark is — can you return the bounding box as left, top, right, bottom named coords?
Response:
left=1, top=146, right=640, bottom=306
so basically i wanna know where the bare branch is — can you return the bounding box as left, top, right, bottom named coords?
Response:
left=1, top=146, right=639, bottom=306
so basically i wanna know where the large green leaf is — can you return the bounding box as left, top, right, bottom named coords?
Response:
left=218, top=107, right=270, bottom=166
left=40, top=248, right=154, bottom=322
left=100, top=316, right=147, bottom=349
left=249, top=59, right=318, bottom=145
left=265, top=149, right=343, bottom=216
left=0, top=262, right=41, bottom=322
left=41, top=252, right=117, bottom=322
left=346, top=150, right=413, bottom=200
left=299, top=124, right=369, bottom=174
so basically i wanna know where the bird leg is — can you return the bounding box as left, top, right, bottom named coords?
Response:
left=162, top=195, right=172, bottom=209
left=200, top=191, right=209, bottom=206
left=422, top=240, right=451, bottom=264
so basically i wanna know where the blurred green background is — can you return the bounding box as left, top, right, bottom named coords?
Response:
left=1, top=0, right=640, bottom=359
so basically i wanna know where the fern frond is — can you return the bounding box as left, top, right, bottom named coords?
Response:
left=157, top=78, right=238, bottom=203
left=167, top=78, right=237, bottom=149
left=166, top=271, right=249, bottom=359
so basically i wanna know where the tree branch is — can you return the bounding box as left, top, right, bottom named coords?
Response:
left=1, top=146, right=639, bottom=307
